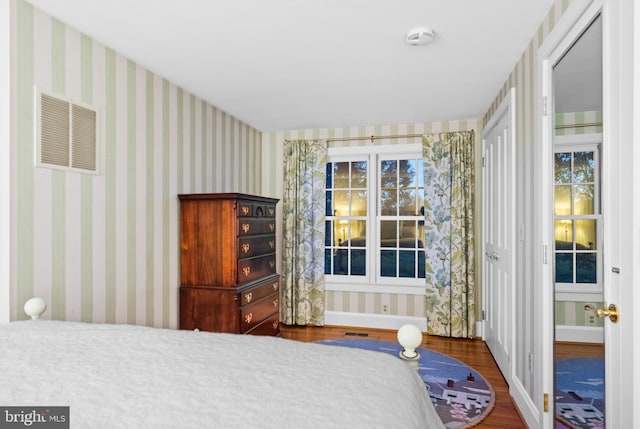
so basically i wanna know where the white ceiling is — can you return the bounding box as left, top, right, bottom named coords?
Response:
left=26, top=0, right=555, bottom=132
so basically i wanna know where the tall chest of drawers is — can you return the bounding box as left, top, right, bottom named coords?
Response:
left=178, top=193, right=280, bottom=336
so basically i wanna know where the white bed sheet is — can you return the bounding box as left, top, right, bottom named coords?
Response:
left=0, top=321, right=444, bottom=428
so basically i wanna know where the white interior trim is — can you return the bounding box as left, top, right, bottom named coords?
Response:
left=324, top=311, right=427, bottom=332
left=555, top=325, right=604, bottom=343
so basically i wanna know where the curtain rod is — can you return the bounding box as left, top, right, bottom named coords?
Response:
left=554, top=122, right=602, bottom=130
left=326, top=133, right=424, bottom=143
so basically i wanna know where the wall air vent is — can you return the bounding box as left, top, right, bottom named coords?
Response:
left=36, top=89, right=98, bottom=174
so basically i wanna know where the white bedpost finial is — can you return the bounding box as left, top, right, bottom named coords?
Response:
left=24, top=297, right=47, bottom=319
left=397, top=324, right=423, bottom=361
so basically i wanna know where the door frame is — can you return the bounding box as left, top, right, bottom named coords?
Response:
left=537, top=0, right=636, bottom=427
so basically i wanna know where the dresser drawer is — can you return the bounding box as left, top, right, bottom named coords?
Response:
left=238, top=235, right=276, bottom=259
left=237, top=200, right=253, bottom=217
left=237, top=254, right=276, bottom=283
left=239, top=276, right=280, bottom=306
left=245, top=315, right=280, bottom=336
left=237, top=219, right=276, bottom=236
left=240, top=293, right=279, bottom=333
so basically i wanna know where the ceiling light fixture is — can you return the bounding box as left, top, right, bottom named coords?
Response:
left=405, top=27, right=435, bottom=46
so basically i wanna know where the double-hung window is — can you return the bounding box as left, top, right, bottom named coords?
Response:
left=553, top=142, right=602, bottom=294
left=324, top=144, right=425, bottom=288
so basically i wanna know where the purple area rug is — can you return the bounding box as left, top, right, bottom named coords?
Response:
left=555, top=358, right=604, bottom=429
left=318, top=339, right=495, bottom=428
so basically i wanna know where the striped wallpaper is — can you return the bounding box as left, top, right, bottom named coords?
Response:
left=12, top=0, right=263, bottom=326
left=555, top=110, right=603, bottom=135
left=262, top=119, right=483, bottom=320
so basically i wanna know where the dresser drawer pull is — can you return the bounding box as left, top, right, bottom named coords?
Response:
left=272, top=299, right=278, bottom=308
left=269, top=260, right=275, bottom=269
left=241, top=223, right=250, bottom=234
left=244, top=292, right=253, bottom=304
left=242, top=267, right=251, bottom=277
left=268, top=240, right=275, bottom=249
left=268, top=208, right=275, bottom=216
left=241, top=206, right=250, bottom=216
left=272, top=282, right=278, bottom=291
left=272, top=321, right=279, bottom=330
left=268, top=223, right=275, bottom=232
left=242, top=243, right=250, bottom=254
left=244, top=313, right=253, bottom=324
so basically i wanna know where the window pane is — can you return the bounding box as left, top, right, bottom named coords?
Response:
left=380, top=160, right=397, bottom=188
left=325, top=221, right=333, bottom=246
left=352, top=161, right=367, bottom=188
left=398, top=190, right=417, bottom=215
left=576, top=253, right=597, bottom=283
left=418, top=250, right=425, bottom=277
left=334, top=190, right=349, bottom=216
left=350, top=220, right=366, bottom=242
left=574, top=184, right=594, bottom=215
left=554, top=185, right=572, bottom=216
left=380, top=221, right=397, bottom=246
left=555, top=253, right=574, bottom=283
left=381, top=189, right=397, bottom=215
left=351, top=190, right=367, bottom=216
left=350, top=249, right=366, bottom=276
left=576, top=220, right=596, bottom=250
left=334, top=247, right=348, bottom=275
left=325, top=249, right=332, bottom=275
left=326, top=163, right=333, bottom=188
left=334, top=162, right=349, bottom=188
left=336, top=220, right=348, bottom=244
left=555, top=220, right=573, bottom=249
left=399, top=250, right=415, bottom=277
left=573, top=151, right=594, bottom=183
left=326, top=191, right=334, bottom=216
left=380, top=250, right=396, bottom=277
left=399, top=159, right=418, bottom=187
left=555, top=152, right=572, bottom=184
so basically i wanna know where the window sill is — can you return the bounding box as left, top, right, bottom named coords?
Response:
left=324, top=280, right=426, bottom=295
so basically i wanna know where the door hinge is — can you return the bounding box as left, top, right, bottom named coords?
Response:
left=482, top=310, right=486, bottom=321
left=482, top=156, right=486, bottom=167
left=543, top=245, right=550, bottom=264
left=544, top=393, right=549, bottom=412
left=543, top=96, right=548, bottom=116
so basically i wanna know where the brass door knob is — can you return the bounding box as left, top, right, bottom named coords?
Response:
left=585, top=303, right=619, bottom=323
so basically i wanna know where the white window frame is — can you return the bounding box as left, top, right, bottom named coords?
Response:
left=325, top=143, right=426, bottom=294
left=553, top=133, right=603, bottom=295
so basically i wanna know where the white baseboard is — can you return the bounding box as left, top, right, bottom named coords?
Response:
left=510, top=374, right=540, bottom=429
left=475, top=321, right=483, bottom=338
left=555, top=325, right=604, bottom=343
left=324, top=311, right=427, bottom=332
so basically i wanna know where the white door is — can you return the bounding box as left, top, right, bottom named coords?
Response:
left=482, top=89, right=516, bottom=382
left=539, top=1, right=636, bottom=427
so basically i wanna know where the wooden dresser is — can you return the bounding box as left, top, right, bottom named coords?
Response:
left=178, top=193, right=280, bottom=336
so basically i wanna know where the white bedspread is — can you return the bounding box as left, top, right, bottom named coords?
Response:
left=0, top=321, right=444, bottom=428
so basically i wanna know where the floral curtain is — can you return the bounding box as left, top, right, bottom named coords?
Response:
left=422, top=132, right=476, bottom=338
left=282, top=139, right=327, bottom=326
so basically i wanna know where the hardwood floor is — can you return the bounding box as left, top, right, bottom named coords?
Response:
left=280, top=325, right=527, bottom=428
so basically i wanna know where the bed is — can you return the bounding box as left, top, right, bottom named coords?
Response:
left=0, top=320, right=444, bottom=428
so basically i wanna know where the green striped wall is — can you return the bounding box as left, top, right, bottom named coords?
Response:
left=555, top=110, right=603, bottom=135
left=12, top=0, right=263, bottom=326
left=261, top=119, right=483, bottom=319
